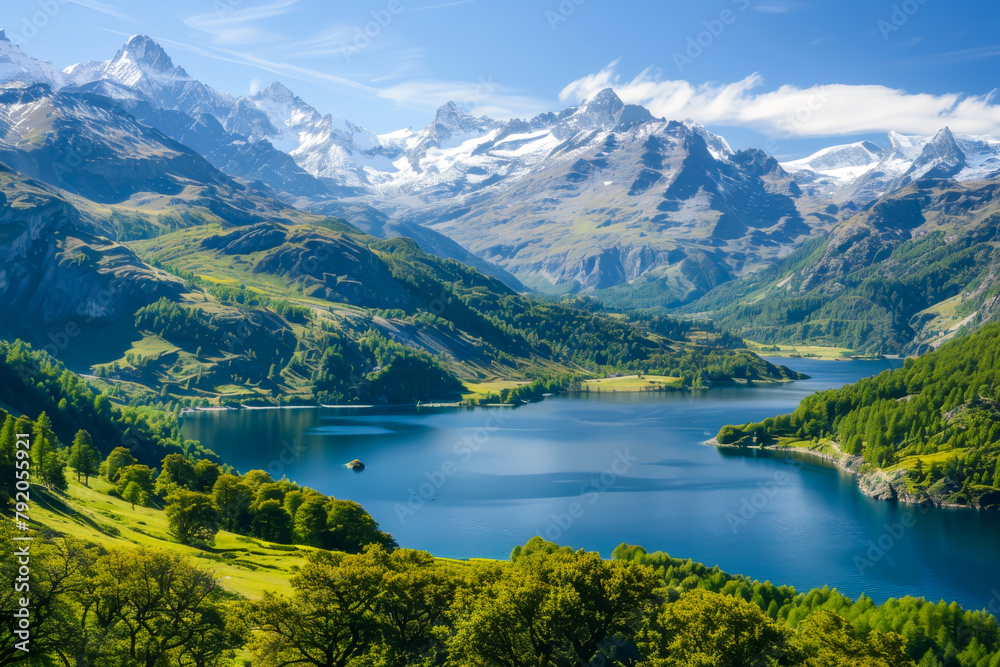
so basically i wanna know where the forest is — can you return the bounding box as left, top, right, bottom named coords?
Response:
left=4, top=527, right=999, bottom=666
left=1, top=350, right=998, bottom=665
left=717, top=324, right=1000, bottom=506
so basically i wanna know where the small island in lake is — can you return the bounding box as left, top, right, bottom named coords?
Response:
left=347, top=459, right=366, bottom=472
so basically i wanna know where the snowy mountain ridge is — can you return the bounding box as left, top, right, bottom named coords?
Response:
left=783, top=129, right=1000, bottom=201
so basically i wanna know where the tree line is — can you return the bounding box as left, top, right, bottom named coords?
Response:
left=4, top=533, right=999, bottom=666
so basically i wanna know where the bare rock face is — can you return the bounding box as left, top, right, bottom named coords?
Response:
left=0, top=169, right=184, bottom=327
left=858, top=470, right=900, bottom=501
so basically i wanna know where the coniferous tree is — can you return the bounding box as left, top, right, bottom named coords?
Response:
left=32, top=412, right=65, bottom=489
left=68, top=430, right=100, bottom=485
left=0, top=415, right=15, bottom=502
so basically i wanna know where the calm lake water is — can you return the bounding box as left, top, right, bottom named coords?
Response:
left=182, top=358, right=1000, bottom=612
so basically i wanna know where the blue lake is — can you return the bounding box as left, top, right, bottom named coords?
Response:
left=181, top=358, right=1000, bottom=613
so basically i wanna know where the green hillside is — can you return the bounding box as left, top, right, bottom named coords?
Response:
left=682, top=181, right=1000, bottom=355
left=717, top=323, right=1000, bottom=508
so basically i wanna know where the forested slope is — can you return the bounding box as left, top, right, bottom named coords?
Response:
left=684, top=181, right=1000, bottom=355
left=718, top=324, right=1000, bottom=507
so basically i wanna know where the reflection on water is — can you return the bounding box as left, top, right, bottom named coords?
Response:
left=182, top=358, right=1000, bottom=612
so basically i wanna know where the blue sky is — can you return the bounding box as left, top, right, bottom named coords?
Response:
left=5, top=0, right=1000, bottom=158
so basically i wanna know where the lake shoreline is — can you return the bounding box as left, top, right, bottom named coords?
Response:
left=704, top=437, right=972, bottom=510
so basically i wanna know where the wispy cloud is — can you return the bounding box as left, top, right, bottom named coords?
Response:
left=156, top=36, right=548, bottom=119
left=155, top=37, right=377, bottom=96
left=923, top=43, right=1000, bottom=63
left=280, top=24, right=356, bottom=58
left=376, top=77, right=548, bottom=118
left=67, top=0, right=140, bottom=23
left=410, top=0, right=479, bottom=11
left=184, top=0, right=299, bottom=46
left=561, top=63, right=1000, bottom=137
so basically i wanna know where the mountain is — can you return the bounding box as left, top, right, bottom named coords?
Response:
left=5, top=36, right=827, bottom=301
left=0, top=73, right=796, bottom=404
left=781, top=140, right=883, bottom=199
left=784, top=129, right=1000, bottom=204
left=684, top=177, right=1000, bottom=354
left=0, top=29, right=63, bottom=87
left=18, top=34, right=1000, bottom=340
left=0, top=156, right=796, bottom=403
left=0, top=164, right=184, bottom=329
left=0, top=83, right=309, bottom=243
left=63, top=34, right=232, bottom=119
left=226, top=82, right=394, bottom=187
left=46, top=39, right=521, bottom=285
left=386, top=96, right=813, bottom=300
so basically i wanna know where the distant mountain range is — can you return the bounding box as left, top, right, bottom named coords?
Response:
left=3, top=31, right=1000, bottom=354
left=782, top=129, right=1000, bottom=203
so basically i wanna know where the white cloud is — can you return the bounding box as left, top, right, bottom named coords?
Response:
left=159, top=37, right=549, bottom=119
left=376, top=78, right=548, bottom=118
left=560, top=64, right=1000, bottom=137
left=184, top=0, right=299, bottom=46
left=67, top=0, right=139, bottom=23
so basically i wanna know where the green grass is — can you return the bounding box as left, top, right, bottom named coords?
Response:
left=462, top=379, right=530, bottom=400
left=886, top=448, right=967, bottom=472
left=772, top=437, right=842, bottom=458
left=582, top=375, right=679, bottom=391
left=32, top=478, right=308, bottom=598
left=745, top=340, right=856, bottom=360
left=32, top=477, right=499, bottom=599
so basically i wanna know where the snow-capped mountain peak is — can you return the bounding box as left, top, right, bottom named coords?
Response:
left=113, top=34, right=179, bottom=76
left=900, top=127, right=966, bottom=183
left=563, top=88, right=657, bottom=134
left=784, top=141, right=882, bottom=172
left=0, top=31, right=63, bottom=87
left=253, top=81, right=301, bottom=104
left=62, top=34, right=232, bottom=118
left=788, top=128, right=1000, bottom=203
left=781, top=141, right=883, bottom=197
left=885, top=131, right=931, bottom=162
left=429, top=101, right=495, bottom=139
left=682, top=119, right=735, bottom=160
left=578, top=87, right=625, bottom=119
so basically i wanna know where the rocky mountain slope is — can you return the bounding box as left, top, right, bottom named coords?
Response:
left=0, top=165, right=183, bottom=329
left=783, top=128, right=1000, bottom=204
left=6, top=33, right=1000, bottom=354
left=684, top=177, right=1000, bottom=354
left=27, top=35, right=829, bottom=300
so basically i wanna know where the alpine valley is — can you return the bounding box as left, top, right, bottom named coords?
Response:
left=4, top=16, right=1000, bottom=667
